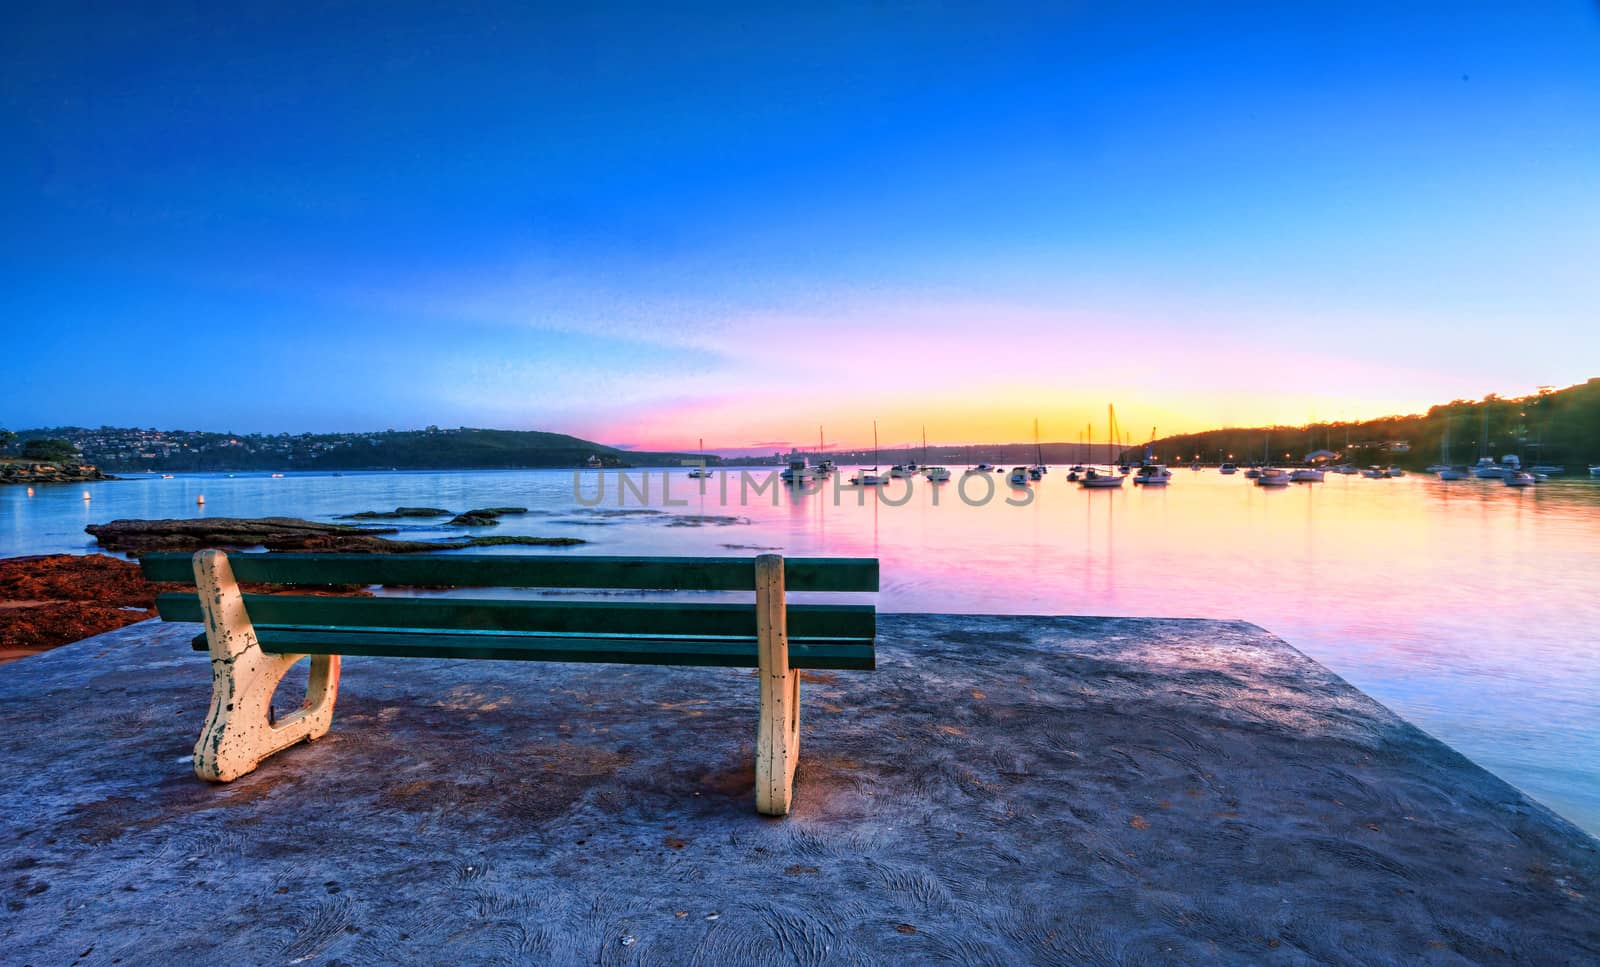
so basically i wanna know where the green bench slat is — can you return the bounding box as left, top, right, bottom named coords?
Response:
left=156, top=593, right=875, bottom=640
left=201, top=628, right=874, bottom=670
left=140, top=553, right=879, bottom=592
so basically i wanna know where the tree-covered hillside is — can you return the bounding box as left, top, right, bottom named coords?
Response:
left=1137, top=379, right=1600, bottom=468
left=0, top=426, right=707, bottom=472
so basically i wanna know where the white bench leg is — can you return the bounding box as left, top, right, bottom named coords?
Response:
left=191, top=549, right=341, bottom=782
left=755, top=553, right=799, bottom=816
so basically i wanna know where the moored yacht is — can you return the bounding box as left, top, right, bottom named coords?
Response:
left=1504, top=470, right=1537, bottom=487
left=1078, top=467, right=1125, bottom=488
left=852, top=421, right=885, bottom=485
left=923, top=466, right=950, bottom=481
left=1008, top=466, right=1031, bottom=485
left=687, top=437, right=714, bottom=478
left=780, top=456, right=814, bottom=484
left=1218, top=462, right=1238, bottom=475
left=1436, top=467, right=1468, bottom=480
left=1255, top=468, right=1290, bottom=487
left=1132, top=464, right=1171, bottom=485
left=1288, top=467, right=1324, bottom=482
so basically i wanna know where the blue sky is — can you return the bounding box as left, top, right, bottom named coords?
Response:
left=4, top=3, right=1597, bottom=450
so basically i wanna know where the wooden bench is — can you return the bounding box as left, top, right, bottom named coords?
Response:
left=141, top=550, right=878, bottom=816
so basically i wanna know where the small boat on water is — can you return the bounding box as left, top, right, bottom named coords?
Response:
left=974, top=463, right=997, bottom=473
left=1079, top=467, right=1124, bottom=488
left=1132, top=464, right=1171, bottom=485
left=1219, top=463, right=1238, bottom=475
left=1029, top=419, right=1047, bottom=479
left=270, top=472, right=285, bottom=478
left=851, top=421, right=885, bottom=485
left=1288, top=467, right=1324, bottom=483
left=1589, top=465, right=1600, bottom=478
left=161, top=473, right=174, bottom=479
left=1007, top=466, right=1031, bottom=485
left=1079, top=406, right=1126, bottom=488
left=1256, top=468, right=1290, bottom=487
left=1504, top=470, right=1538, bottom=487
left=1436, top=467, right=1469, bottom=480
left=923, top=466, right=950, bottom=481
left=1244, top=466, right=1262, bottom=479
left=1361, top=466, right=1386, bottom=479
left=1384, top=467, right=1405, bottom=478
left=887, top=465, right=914, bottom=478
left=780, top=456, right=814, bottom=484
left=1471, top=457, right=1506, bottom=479
left=687, top=437, right=714, bottom=477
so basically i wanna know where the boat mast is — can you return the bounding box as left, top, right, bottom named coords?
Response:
left=1107, top=404, right=1116, bottom=469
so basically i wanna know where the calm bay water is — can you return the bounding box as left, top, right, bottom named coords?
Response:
left=4, top=467, right=1598, bottom=835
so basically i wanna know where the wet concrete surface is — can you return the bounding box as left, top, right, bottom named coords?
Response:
left=1, top=615, right=1595, bottom=965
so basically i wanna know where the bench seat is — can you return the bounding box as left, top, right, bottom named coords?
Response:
left=142, top=549, right=877, bottom=816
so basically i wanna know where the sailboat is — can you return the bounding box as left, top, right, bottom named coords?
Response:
left=1029, top=419, right=1047, bottom=479
left=849, top=422, right=885, bottom=485
left=1253, top=434, right=1290, bottom=485
left=1068, top=424, right=1088, bottom=476
left=813, top=427, right=835, bottom=478
left=921, top=427, right=950, bottom=481
left=1434, top=418, right=1468, bottom=480
left=1471, top=406, right=1506, bottom=478
left=1079, top=406, right=1126, bottom=488
left=687, top=437, right=713, bottom=478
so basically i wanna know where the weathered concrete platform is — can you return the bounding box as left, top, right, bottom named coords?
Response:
left=2, top=616, right=1595, bottom=965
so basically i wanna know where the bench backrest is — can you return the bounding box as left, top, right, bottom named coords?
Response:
left=141, top=552, right=878, bottom=670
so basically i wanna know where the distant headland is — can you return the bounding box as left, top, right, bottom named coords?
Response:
left=0, top=426, right=704, bottom=476
left=5, top=378, right=1597, bottom=476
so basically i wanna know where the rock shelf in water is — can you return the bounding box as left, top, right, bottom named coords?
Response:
left=84, top=517, right=584, bottom=554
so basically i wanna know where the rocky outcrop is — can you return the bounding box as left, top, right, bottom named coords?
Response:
left=84, top=517, right=585, bottom=555
left=85, top=517, right=424, bottom=554
left=1, top=462, right=114, bottom=485
left=447, top=507, right=529, bottom=526
left=0, top=553, right=379, bottom=663
left=337, top=507, right=452, bottom=519
left=0, top=555, right=164, bottom=661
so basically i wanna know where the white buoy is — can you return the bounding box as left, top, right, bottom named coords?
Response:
left=197, top=494, right=205, bottom=505
left=83, top=491, right=91, bottom=500
left=26, top=487, right=34, bottom=496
